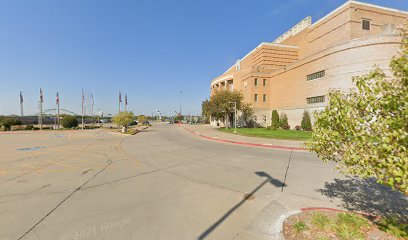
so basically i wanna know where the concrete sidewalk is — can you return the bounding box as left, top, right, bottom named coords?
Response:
left=180, top=124, right=306, bottom=150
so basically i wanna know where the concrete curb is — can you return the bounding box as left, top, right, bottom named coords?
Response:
left=274, top=210, right=301, bottom=235
left=180, top=125, right=307, bottom=152
left=300, top=207, right=381, bottom=220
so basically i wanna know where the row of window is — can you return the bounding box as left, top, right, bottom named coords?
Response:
left=254, top=94, right=267, bottom=102
left=307, top=70, right=325, bottom=81
left=307, top=95, right=325, bottom=104
left=254, top=78, right=267, bottom=86
left=253, top=94, right=324, bottom=104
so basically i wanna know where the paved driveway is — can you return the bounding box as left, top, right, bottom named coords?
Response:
left=0, top=125, right=348, bottom=240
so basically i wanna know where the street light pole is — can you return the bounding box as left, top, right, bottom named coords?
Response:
left=229, top=102, right=237, bottom=134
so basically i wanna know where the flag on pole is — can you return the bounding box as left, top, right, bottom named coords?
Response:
left=82, top=89, right=85, bottom=104
left=119, top=91, right=122, bottom=103
left=125, top=94, right=128, bottom=106
left=20, top=91, right=23, bottom=104
left=91, top=93, right=94, bottom=105
left=40, top=88, right=44, bottom=103
left=56, top=92, right=59, bottom=105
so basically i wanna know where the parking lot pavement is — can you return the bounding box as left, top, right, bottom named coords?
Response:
left=0, top=125, right=352, bottom=240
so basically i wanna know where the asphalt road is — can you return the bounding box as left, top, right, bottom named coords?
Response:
left=0, top=124, right=344, bottom=240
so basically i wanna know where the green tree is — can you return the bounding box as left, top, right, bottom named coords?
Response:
left=271, top=110, right=280, bottom=130
left=174, top=114, right=183, bottom=123
left=201, top=99, right=211, bottom=123
left=203, top=90, right=253, bottom=126
left=137, top=115, right=146, bottom=123
left=113, top=111, right=134, bottom=132
left=0, top=117, right=19, bottom=131
left=241, top=102, right=254, bottom=125
left=61, top=115, right=79, bottom=129
left=301, top=111, right=312, bottom=131
left=307, top=23, right=408, bottom=193
left=279, top=112, right=289, bottom=129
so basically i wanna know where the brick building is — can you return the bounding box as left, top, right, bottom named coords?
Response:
left=210, top=0, right=407, bottom=128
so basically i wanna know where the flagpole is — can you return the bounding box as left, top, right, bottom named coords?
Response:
left=91, top=93, right=94, bottom=126
left=20, top=91, right=24, bottom=123
left=82, top=89, right=84, bottom=130
left=39, top=101, right=42, bottom=130
left=57, top=92, right=60, bottom=129
left=119, top=91, right=121, bottom=113
left=125, top=94, right=127, bottom=112
left=39, top=88, right=43, bottom=130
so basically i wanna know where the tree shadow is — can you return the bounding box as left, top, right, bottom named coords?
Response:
left=317, top=176, right=408, bottom=220
left=197, top=171, right=285, bottom=240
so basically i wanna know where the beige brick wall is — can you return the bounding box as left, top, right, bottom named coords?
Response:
left=210, top=1, right=407, bottom=129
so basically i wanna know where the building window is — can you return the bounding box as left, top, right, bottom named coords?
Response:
left=362, top=19, right=370, bottom=30
left=263, top=79, right=266, bottom=86
left=263, top=115, right=267, bottom=123
left=254, top=78, right=258, bottom=86
left=254, top=94, right=258, bottom=102
left=307, top=70, right=325, bottom=81
left=307, top=95, right=325, bottom=104
left=263, top=94, right=266, bottom=102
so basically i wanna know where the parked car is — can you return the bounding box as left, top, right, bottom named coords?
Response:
left=142, top=121, right=150, bottom=125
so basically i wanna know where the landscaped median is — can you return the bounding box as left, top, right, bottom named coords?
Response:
left=282, top=208, right=407, bottom=240
left=218, top=127, right=312, bottom=141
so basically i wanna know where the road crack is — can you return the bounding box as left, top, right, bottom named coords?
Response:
left=16, top=155, right=112, bottom=240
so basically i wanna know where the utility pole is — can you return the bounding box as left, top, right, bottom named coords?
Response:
left=39, top=88, right=43, bottom=130
left=82, top=89, right=85, bottom=130
left=19, top=91, right=24, bottom=123
left=56, top=92, right=60, bottom=129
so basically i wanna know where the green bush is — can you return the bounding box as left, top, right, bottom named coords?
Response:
left=279, top=112, right=289, bottom=129
left=25, top=125, right=34, bottom=130
left=271, top=110, right=280, bottom=130
left=0, top=118, right=20, bottom=131
left=61, top=115, right=79, bottom=128
left=301, top=111, right=312, bottom=131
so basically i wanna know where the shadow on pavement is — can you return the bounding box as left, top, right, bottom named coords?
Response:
left=197, top=171, right=285, bottom=240
left=318, top=176, right=408, bottom=220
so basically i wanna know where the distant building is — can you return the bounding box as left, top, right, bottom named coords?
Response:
left=210, top=1, right=408, bottom=128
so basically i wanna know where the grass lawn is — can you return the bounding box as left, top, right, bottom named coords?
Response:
left=218, top=127, right=312, bottom=141
left=283, top=210, right=406, bottom=240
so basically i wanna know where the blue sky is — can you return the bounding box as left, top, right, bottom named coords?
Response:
left=0, top=0, right=406, bottom=116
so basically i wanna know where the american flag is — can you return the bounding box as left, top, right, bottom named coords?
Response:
left=56, top=92, right=59, bottom=105
left=20, top=91, right=23, bottom=104
left=40, top=88, right=44, bottom=103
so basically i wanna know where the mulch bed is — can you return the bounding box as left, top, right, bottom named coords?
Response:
left=283, top=209, right=399, bottom=240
